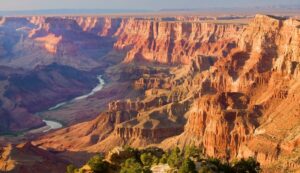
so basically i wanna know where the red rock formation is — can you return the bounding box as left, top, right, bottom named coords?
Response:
left=34, top=110, right=137, bottom=152
left=160, top=15, right=300, bottom=171
left=74, top=17, right=122, bottom=37
left=165, top=92, right=259, bottom=158
left=114, top=19, right=244, bottom=64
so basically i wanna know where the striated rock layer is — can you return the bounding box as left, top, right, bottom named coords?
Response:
left=114, top=19, right=244, bottom=64
left=161, top=15, right=300, bottom=172
left=0, top=16, right=245, bottom=69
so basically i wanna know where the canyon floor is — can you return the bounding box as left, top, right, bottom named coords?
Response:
left=0, top=13, right=299, bottom=173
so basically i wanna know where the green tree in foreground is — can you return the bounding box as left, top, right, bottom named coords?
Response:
left=109, top=146, right=139, bottom=165
left=167, top=147, right=182, bottom=168
left=232, top=157, right=261, bottom=173
left=87, top=155, right=109, bottom=173
left=141, top=152, right=158, bottom=166
left=179, top=158, right=197, bottom=173
left=120, top=158, right=152, bottom=173
left=159, top=153, right=168, bottom=164
left=66, top=164, right=77, bottom=173
left=184, top=145, right=203, bottom=160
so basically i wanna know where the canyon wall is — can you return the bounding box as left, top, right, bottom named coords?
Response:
left=0, top=16, right=245, bottom=68
left=161, top=15, right=300, bottom=171
left=114, top=19, right=244, bottom=64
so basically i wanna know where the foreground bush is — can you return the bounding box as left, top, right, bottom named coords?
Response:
left=87, top=155, right=109, bottom=173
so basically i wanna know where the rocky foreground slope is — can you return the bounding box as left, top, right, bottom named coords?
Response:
left=0, top=142, right=68, bottom=173
left=29, top=14, right=300, bottom=172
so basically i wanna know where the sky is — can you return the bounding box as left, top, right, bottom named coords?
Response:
left=0, top=0, right=299, bottom=11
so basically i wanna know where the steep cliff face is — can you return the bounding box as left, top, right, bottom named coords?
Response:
left=238, top=15, right=300, bottom=75
left=75, top=17, right=122, bottom=37
left=0, top=16, right=244, bottom=68
left=233, top=15, right=300, bottom=171
left=28, top=17, right=106, bottom=56
left=160, top=15, right=300, bottom=171
left=179, top=93, right=259, bottom=158
left=114, top=19, right=244, bottom=64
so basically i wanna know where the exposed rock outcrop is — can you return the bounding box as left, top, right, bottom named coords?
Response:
left=160, top=15, right=300, bottom=171
left=114, top=19, right=244, bottom=64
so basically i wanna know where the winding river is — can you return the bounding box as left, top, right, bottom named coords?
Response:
left=39, top=75, right=105, bottom=132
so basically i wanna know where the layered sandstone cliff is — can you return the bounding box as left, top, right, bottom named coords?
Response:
left=114, top=19, right=244, bottom=64
left=0, top=16, right=244, bottom=68
left=160, top=15, right=300, bottom=171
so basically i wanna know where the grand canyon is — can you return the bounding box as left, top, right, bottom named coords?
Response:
left=0, top=10, right=299, bottom=173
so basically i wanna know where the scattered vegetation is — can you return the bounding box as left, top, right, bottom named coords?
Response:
left=87, top=155, right=110, bottom=173
left=66, top=145, right=261, bottom=173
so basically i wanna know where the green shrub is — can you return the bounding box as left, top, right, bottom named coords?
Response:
left=159, top=153, right=168, bottom=164
left=198, top=165, right=214, bottom=173
left=232, top=157, right=261, bottom=173
left=167, top=147, right=182, bottom=168
left=179, top=158, right=197, bottom=173
left=120, top=158, right=151, bottom=173
left=66, top=164, right=77, bottom=173
left=140, top=153, right=158, bottom=166
left=66, top=147, right=261, bottom=173
left=109, top=147, right=139, bottom=165
left=87, top=155, right=109, bottom=173
left=184, top=145, right=203, bottom=160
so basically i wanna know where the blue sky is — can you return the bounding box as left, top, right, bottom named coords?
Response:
left=0, top=0, right=299, bottom=11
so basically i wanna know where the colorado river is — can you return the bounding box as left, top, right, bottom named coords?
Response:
left=37, top=75, right=105, bottom=132
left=49, top=75, right=105, bottom=111
left=42, top=120, right=63, bottom=132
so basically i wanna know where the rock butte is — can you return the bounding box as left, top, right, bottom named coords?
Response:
left=0, top=14, right=299, bottom=172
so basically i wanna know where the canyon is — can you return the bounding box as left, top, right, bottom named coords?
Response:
left=0, top=14, right=299, bottom=173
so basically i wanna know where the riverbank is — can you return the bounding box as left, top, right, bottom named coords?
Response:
left=30, top=75, right=105, bottom=134
left=49, top=75, right=105, bottom=111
